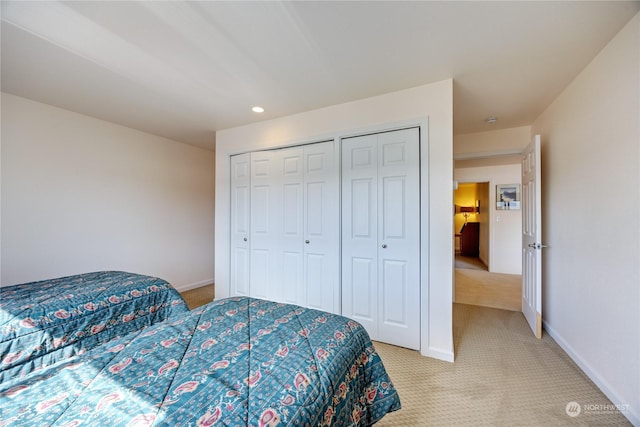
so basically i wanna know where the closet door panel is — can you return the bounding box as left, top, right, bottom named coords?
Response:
left=250, top=249, right=270, bottom=300
left=352, top=179, right=375, bottom=238
left=304, top=141, right=339, bottom=313
left=282, top=251, right=302, bottom=304
left=377, top=128, right=420, bottom=350
left=341, top=135, right=379, bottom=335
left=233, top=141, right=339, bottom=313
left=230, top=154, right=251, bottom=297
left=304, top=178, right=328, bottom=311
left=282, top=184, right=302, bottom=235
left=381, top=259, right=408, bottom=325
left=350, top=256, right=376, bottom=322
left=382, top=176, right=407, bottom=238
left=305, top=253, right=325, bottom=310
left=305, top=182, right=323, bottom=236
left=251, top=186, right=270, bottom=233
left=342, top=128, right=420, bottom=350
left=280, top=148, right=304, bottom=306
left=250, top=150, right=283, bottom=302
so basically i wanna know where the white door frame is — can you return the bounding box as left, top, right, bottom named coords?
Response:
left=452, top=135, right=545, bottom=338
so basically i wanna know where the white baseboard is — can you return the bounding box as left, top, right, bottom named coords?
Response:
left=421, top=346, right=454, bottom=363
left=543, top=320, right=639, bottom=426
left=173, top=278, right=214, bottom=293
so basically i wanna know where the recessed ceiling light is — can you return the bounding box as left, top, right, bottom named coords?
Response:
left=252, top=106, right=265, bottom=113
left=485, top=116, right=497, bottom=124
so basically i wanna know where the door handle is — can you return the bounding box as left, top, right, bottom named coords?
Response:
left=528, top=243, right=547, bottom=249
left=381, top=244, right=387, bottom=249
left=305, top=240, right=310, bottom=244
left=243, top=237, right=248, bottom=242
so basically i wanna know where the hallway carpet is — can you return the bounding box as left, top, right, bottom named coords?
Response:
left=455, top=268, right=521, bottom=312
left=455, top=255, right=488, bottom=270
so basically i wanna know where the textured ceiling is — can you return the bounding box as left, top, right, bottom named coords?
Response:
left=2, top=1, right=639, bottom=150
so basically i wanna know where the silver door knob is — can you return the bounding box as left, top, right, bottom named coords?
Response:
left=243, top=237, right=248, bottom=242
left=381, top=244, right=387, bottom=248
left=305, top=240, right=310, bottom=244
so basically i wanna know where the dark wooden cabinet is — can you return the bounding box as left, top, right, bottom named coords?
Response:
left=459, top=222, right=479, bottom=257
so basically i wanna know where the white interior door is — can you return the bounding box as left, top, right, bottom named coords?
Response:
left=230, top=153, right=251, bottom=297
left=342, top=128, right=420, bottom=350
left=522, top=134, right=543, bottom=338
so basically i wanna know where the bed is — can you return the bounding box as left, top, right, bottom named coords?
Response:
left=0, top=297, right=401, bottom=426
left=0, top=271, right=188, bottom=382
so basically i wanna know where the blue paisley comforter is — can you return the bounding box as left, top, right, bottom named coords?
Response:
left=0, top=297, right=401, bottom=426
left=0, top=271, right=188, bottom=382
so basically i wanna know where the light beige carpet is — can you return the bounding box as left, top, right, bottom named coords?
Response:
left=375, top=303, right=630, bottom=426
left=455, top=268, right=521, bottom=312
left=180, top=283, right=214, bottom=309
left=455, top=255, right=488, bottom=271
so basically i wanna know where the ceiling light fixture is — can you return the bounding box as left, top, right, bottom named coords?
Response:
left=252, top=106, right=265, bottom=113
left=485, top=116, right=497, bottom=124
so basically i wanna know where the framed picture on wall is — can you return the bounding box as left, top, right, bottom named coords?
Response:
left=496, top=184, right=520, bottom=210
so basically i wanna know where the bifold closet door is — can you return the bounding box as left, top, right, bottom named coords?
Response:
left=230, top=153, right=251, bottom=297
left=279, top=147, right=304, bottom=307
left=230, top=142, right=339, bottom=314
left=303, top=142, right=339, bottom=313
left=249, top=149, right=284, bottom=302
left=276, top=141, right=339, bottom=313
left=341, top=128, right=421, bottom=350
left=231, top=150, right=289, bottom=302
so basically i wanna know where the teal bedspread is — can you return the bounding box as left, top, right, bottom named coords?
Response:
left=0, top=297, right=400, bottom=426
left=0, top=271, right=188, bottom=382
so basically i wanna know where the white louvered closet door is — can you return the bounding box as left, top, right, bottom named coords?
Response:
left=341, top=128, right=421, bottom=350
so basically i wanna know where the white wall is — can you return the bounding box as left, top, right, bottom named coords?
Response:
left=455, top=126, right=530, bottom=159
left=532, top=13, right=639, bottom=425
left=455, top=163, right=522, bottom=274
left=1, top=93, right=216, bottom=291
left=215, top=80, right=454, bottom=361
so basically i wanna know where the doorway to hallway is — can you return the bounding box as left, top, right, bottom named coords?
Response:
left=454, top=181, right=521, bottom=311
